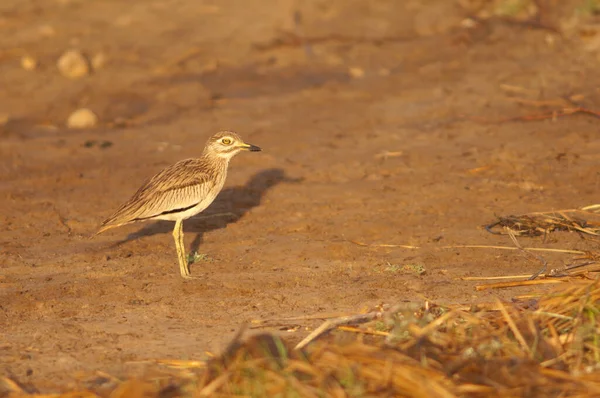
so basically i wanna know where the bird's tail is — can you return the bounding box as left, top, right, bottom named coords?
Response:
left=92, top=201, right=140, bottom=238
left=95, top=223, right=117, bottom=235
left=89, top=220, right=125, bottom=240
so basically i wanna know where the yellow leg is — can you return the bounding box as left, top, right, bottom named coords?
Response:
left=178, top=220, right=188, bottom=274
left=172, top=219, right=191, bottom=278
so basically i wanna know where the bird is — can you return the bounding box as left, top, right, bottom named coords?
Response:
left=96, top=131, right=261, bottom=279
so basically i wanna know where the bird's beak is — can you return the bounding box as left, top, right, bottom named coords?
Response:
left=241, top=143, right=261, bottom=152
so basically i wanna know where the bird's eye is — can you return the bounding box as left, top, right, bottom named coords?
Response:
left=221, top=138, right=232, bottom=145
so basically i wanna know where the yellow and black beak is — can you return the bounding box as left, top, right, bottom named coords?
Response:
left=241, top=143, right=261, bottom=152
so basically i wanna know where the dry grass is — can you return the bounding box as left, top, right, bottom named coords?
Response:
left=485, top=206, right=600, bottom=238
left=3, top=279, right=600, bottom=397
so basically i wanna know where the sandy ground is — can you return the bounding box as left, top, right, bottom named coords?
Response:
left=2, top=0, right=600, bottom=392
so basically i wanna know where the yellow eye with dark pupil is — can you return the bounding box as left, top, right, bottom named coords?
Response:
left=221, top=138, right=232, bottom=145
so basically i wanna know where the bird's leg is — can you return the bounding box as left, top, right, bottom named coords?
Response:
left=173, top=219, right=191, bottom=278
left=178, top=220, right=191, bottom=275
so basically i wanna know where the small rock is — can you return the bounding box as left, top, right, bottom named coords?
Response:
left=67, top=108, right=98, bottom=129
left=114, top=15, right=133, bottom=27
left=364, top=173, right=383, bottom=181
left=348, top=67, right=364, bottom=78
left=91, top=52, right=107, bottom=70
left=38, top=24, right=56, bottom=37
left=21, top=55, right=37, bottom=71
left=57, top=50, right=90, bottom=79
left=460, top=18, right=478, bottom=29
left=0, top=113, right=9, bottom=126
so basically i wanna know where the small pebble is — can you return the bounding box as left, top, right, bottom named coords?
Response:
left=348, top=67, right=365, bottom=79
left=0, top=114, right=9, bottom=126
left=57, top=50, right=90, bottom=79
left=91, top=52, right=107, bottom=70
left=21, top=55, right=37, bottom=71
left=114, top=15, right=133, bottom=27
left=67, top=108, right=98, bottom=129
left=38, top=24, right=56, bottom=37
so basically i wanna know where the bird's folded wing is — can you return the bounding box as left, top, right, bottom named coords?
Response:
left=101, top=165, right=215, bottom=227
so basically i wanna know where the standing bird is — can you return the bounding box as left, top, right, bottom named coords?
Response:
left=97, top=131, right=261, bottom=278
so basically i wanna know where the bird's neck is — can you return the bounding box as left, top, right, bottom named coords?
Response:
left=201, top=151, right=231, bottom=169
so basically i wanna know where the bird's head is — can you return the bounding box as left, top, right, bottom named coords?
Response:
left=204, top=131, right=261, bottom=159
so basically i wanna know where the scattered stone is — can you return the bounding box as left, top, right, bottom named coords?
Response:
left=57, top=50, right=90, bottom=79
left=460, top=18, right=478, bottom=29
left=348, top=67, right=365, bottom=79
left=21, top=55, right=37, bottom=71
left=91, top=52, right=107, bottom=70
left=38, top=24, right=56, bottom=37
left=114, top=15, right=133, bottom=27
left=0, top=113, right=9, bottom=126
left=67, top=108, right=98, bottom=129
left=365, top=173, right=383, bottom=181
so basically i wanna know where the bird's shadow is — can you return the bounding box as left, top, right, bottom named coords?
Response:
left=111, top=168, right=301, bottom=253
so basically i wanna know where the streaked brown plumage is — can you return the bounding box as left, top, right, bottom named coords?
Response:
left=97, top=131, right=261, bottom=278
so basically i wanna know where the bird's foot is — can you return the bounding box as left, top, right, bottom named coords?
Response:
left=180, top=273, right=202, bottom=280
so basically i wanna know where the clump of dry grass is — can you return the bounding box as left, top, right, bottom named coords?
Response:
left=4, top=279, right=600, bottom=397
left=485, top=206, right=600, bottom=237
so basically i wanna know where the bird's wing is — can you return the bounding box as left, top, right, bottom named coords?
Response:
left=99, top=159, right=216, bottom=230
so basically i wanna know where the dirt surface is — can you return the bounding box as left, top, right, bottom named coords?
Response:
left=2, top=0, right=600, bottom=392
